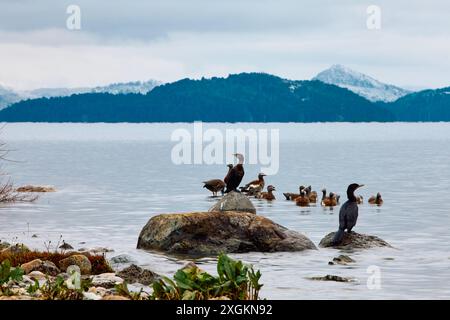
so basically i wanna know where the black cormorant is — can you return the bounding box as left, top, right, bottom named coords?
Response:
left=224, top=153, right=245, bottom=193
left=332, top=183, right=364, bottom=245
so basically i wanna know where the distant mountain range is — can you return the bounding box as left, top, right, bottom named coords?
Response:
left=0, top=68, right=448, bottom=123
left=0, top=80, right=160, bottom=109
left=313, top=64, right=410, bottom=102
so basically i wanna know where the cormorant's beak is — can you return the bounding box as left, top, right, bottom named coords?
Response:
left=358, top=184, right=365, bottom=188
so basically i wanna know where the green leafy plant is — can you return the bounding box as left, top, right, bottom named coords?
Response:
left=0, top=259, right=24, bottom=295
left=115, top=282, right=146, bottom=300
left=39, top=275, right=92, bottom=300
left=152, top=254, right=263, bottom=300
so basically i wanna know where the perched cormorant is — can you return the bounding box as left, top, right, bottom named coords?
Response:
left=224, top=153, right=245, bottom=193
left=257, top=185, right=276, bottom=201
left=368, top=193, right=383, bottom=206
left=240, top=173, right=266, bottom=195
left=223, top=164, right=233, bottom=185
left=295, top=190, right=310, bottom=207
left=332, top=183, right=364, bottom=245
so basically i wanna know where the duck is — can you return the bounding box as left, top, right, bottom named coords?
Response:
left=357, top=195, right=364, bottom=205
left=304, top=185, right=318, bottom=203
left=283, top=185, right=305, bottom=201
left=202, top=164, right=233, bottom=196
left=295, top=190, right=310, bottom=207
left=224, top=153, right=245, bottom=193
left=321, top=189, right=338, bottom=207
left=240, top=173, right=266, bottom=195
left=332, top=183, right=364, bottom=245
left=202, top=179, right=226, bottom=197
left=368, top=193, right=383, bottom=206
left=256, top=185, right=276, bottom=201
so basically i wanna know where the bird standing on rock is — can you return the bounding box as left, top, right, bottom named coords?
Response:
left=332, top=183, right=364, bottom=246
left=202, top=164, right=233, bottom=196
left=224, top=153, right=245, bottom=193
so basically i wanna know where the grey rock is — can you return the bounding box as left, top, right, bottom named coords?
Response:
left=209, top=191, right=256, bottom=214
left=137, top=211, right=316, bottom=256
left=117, top=264, right=158, bottom=285
left=319, top=232, right=391, bottom=250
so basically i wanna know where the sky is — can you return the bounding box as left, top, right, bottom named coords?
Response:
left=0, top=0, right=449, bottom=91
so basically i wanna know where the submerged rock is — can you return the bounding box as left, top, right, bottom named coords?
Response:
left=208, top=191, right=256, bottom=214
left=117, top=264, right=158, bottom=285
left=109, top=254, right=137, bottom=265
left=319, top=232, right=391, bottom=250
left=328, top=255, right=356, bottom=266
left=58, top=255, right=92, bottom=275
left=308, top=275, right=356, bottom=282
left=137, top=211, right=316, bottom=256
left=16, top=185, right=56, bottom=193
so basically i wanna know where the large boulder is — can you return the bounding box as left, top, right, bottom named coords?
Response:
left=137, top=211, right=316, bottom=256
left=117, top=264, right=158, bottom=285
left=58, top=254, right=92, bottom=275
left=21, top=259, right=60, bottom=276
left=209, top=191, right=256, bottom=214
left=319, top=232, right=391, bottom=250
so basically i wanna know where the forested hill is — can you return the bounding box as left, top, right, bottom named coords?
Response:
left=0, top=73, right=446, bottom=122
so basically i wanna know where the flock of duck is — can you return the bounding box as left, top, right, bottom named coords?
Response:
left=202, top=153, right=384, bottom=207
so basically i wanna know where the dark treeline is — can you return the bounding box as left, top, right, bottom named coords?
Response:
left=0, top=73, right=448, bottom=122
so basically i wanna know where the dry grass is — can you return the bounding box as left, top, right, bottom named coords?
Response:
left=0, top=250, right=113, bottom=275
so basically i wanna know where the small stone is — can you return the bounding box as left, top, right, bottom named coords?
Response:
left=109, top=254, right=136, bottom=265
left=83, top=292, right=102, bottom=300
left=28, top=271, right=47, bottom=281
left=31, top=234, right=38, bottom=238
left=91, top=273, right=124, bottom=289
left=117, top=264, right=158, bottom=286
left=58, top=254, right=92, bottom=275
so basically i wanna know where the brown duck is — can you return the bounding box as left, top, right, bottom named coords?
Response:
left=321, top=189, right=338, bottom=207
left=295, top=190, right=310, bottom=207
left=256, top=185, right=276, bottom=201
left=240, top=173, right=266, bottom=195
left=283, top=185, right=305, bottom=201
left=203, top=164, right=232, bottom=196
left=368, top=193, right=383, bottom=206
left=304, top=185, right=318, bottom=203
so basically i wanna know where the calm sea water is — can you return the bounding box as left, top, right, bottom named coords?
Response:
left=1, top=123, right=449, bottom=299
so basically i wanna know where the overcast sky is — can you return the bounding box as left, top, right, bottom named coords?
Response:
left=0, top=0, right=449, bottom=90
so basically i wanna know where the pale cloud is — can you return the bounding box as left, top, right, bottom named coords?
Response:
left=0, top=0, right=449, bottom=90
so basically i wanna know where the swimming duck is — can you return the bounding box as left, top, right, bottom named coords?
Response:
left=283, top=185, right=305, bottom=200
left=256, top=185, right=276, bottom=201
left=304, top=185, right=318, bottom=203
left=224, top=153, right=245, bottom=193
left=321, top=189, right=338, bottom=207
left=357, top=195, right=363, bottom=205
left=368, top=193, right=383, bottom=206
left=295, top=190, right=310, bottom=207
left=240, top=173, right=266, bottom=195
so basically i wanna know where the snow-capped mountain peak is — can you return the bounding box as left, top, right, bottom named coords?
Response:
left=313, top=64, right=410, bottom=102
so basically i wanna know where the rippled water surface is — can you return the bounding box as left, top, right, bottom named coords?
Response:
left=1, top=123, right=449, bottom=299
